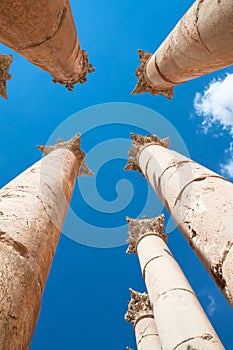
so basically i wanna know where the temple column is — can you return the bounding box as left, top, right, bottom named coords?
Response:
left=0, top=0, right=95, bottom=90
left=125, top=288, right=162, bottom=350
left=125, top=133, right=233, bottom=307
left=0, top=134, right=92, bottom=350
left=126, top=215, right=224, bottom=350
left=133, top=0, right=233, bottom=99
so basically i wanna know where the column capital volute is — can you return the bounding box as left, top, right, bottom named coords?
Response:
left=125, top=289, right=154, bottom=327
left=126, top=214, right=167, bottom=254
left=124, top=132, right=169, bottom=173
left=37, top=133, right=93, bottom=176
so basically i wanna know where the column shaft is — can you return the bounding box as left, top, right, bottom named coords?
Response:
left=0, top=135, right=88, bottom=349
left=134, top=0, right=233, bottom=98
left=125, top=289, right=162, bottom=350
left=139, top=142, right=233, bottom=306
left=138, top=234, right=224, bottom=349
left=135, top=317, right=161, bottom=350
left=0, top=0, right=94, bottom=89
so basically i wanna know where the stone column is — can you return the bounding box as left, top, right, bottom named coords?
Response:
left=133, top=0, right=233, bottom=99
left=0, top=0, right=95, bottom=90
left=125, top=133, right=233, bottom=307
left=126, top=215, right=224, bottom=350
left=0, top=53, right=12, bottom=99
left=0, top=134, right=92, bottom=350
left=125, top=288, right=162, bottom=350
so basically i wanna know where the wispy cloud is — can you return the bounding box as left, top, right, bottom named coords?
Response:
left=194, top=74, right=233, bottom=135
left=194, top=74, right=233, bottom=179
left=207, top=294, right=216, bottom=317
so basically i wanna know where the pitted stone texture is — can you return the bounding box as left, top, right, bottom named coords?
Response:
left=138, top=140, right=233, bottom=307
left=126, top=215, right=166, bottom=254
left=141, top=0, right=233, bottom=97
left=125, top=289, right=153, bottom=325
left=0, top=244, right=42, bottom=350
left=0, top=0, right=94, bottom=89
left=0, top=136, right=84, bottom=349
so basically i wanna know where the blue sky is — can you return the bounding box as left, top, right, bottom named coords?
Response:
left=0, top=0, right=233, bottom=348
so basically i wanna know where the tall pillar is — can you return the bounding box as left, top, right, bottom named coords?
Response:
left=125, top=288, right=162, bottom=350
left=0, top=0, right=95, bottom=90
left=126, top=215, right=224, bottom=350
left=0, top=53, right=12, bottom=99
left=133, top=0, right=233, bottom=99
left=125, top=133, right=233, bottom=307
left=0, top=134, right=92, bottom=350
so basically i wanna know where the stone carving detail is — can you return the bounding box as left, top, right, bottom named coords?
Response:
left=125, top=289, right=153, bottom=325
left=126, top=215, right=166, bottom=254
left=132, top=49, right=174, bottom=99
left=0, top=53, right=13, bottom=100
left=125, top=132, right=169, bottom=173
left=37, top=133, right=93, bottom=176
left=52, top=50, right=95, bottom=91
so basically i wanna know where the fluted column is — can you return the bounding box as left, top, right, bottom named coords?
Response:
left=0, top=0, right=95, bottom=90
left=125, top=288, right=162, bottom=350
left=0, top=53, right=12, bottom=99
left=133, top=0, right=233, bottom=99
left=125, top=133, right=233, bottom=307
left=126, top=215, right=224, bottom=350
left=0, top=134, right=92, bottom=350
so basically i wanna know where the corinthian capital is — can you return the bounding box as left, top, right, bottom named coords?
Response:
left=125, top=289, right=153, bottom=326
left=126, top=215, right=166, bottom=254
left=125, top=132, right=169, bottom=173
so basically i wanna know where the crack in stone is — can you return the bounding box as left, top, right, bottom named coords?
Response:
left=212, top=241, right=233, bottom=290
left=138, top=332, right=159, bottom=345
left=143, top=255, right=164, bottom=279
left=173, top=334, right=214, bottom=349
left=158, top=287, right=195, bottom=299
left=173, top=175, right=227, bottom=208
left=195, top=0, right=212, bottom=53
left=18, top=2, right=69, bottom=50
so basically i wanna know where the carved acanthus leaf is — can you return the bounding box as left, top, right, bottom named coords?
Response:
left=126, top=215, right=166, bottom=254
left=132, top=49, right=174, bottom=99
left=125, top=289, right=153, bottom=325
left=37, top=133, right=93, bottom=176
left=125, top=132, right=170, bottom=173
left=52, top=50, right=95, bottom=91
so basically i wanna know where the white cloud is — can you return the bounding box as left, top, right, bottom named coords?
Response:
left=194, top=74, right=233, bottom=135
left=220, top=142, right=233, bottom=179
left=194, top=74, right=233, bottom=179
left=207, top=294, right=216, bottom=317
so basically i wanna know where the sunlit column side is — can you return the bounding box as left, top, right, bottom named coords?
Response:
left=126, top=215, right=224, bottom=350
left=0, top=133, right=92, bottom=350
left=133, top=0, right=233, bottom=99
left=125, top=288, right=162, bottom=350
left=0, top=0, right=95, bottom=90
left=125, top=133, right=233, bottom=307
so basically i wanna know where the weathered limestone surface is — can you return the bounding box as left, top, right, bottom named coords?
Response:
left=0, top=0, right=94, bottom=90
left=127, top=216, right=224, bottom=350
left=125, top=289, right=162, bottom=350
left=0, top=53, right=12, bottom=99
left=133, top=0, right=233, bottom=98
left=126, top=133, right=233, bottom=307
left=0, top=134, right=91, bottom=349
